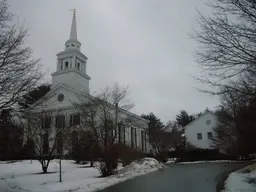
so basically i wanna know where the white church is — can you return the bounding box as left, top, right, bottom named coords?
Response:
left=27, top=11, right=150, bottom=155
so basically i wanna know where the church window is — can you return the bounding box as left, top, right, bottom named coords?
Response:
left=131, top=127, right=137, bottom=148
left=71, top=44, right=75, bottom=47
left=43, top=133, right=49, bottom=154
left=55, top=115, right=65, bottom=129
left=60, top=63, right=63, bottom=70
left=41, top=116, right=51, bottom=130
left=70, top=113, right=80, bottom=126
left=57, top=94, right=64, bottom=102
left=65, top=61, right=69, bottom=69
left=118, top=123, right=125, bottom=144
left=77, top=45, right=79, bottom=48
left=77, top=63, right=80, bottom=70
left=141, top=130, right=145, bottom=151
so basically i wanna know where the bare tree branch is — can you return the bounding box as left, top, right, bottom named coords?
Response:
left=0, top=0, right=43, bottom=110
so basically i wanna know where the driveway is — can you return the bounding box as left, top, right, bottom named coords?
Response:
left=101, top=162, right=248, bottom=192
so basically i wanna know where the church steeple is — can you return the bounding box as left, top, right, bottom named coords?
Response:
left=69, top=10, right=77, bottom=40
left=52, top=10, right=90, bottom=93
left=65, top=9, right=81, bottom=51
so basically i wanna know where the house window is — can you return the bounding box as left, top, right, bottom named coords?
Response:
left=70, top=113, right=80, bottom=126
left=131, top=127, right=137, bottom=148
left=118, top=123, right=125, bottom=144
left=206, top=120, right=211, bottom=125
left=207, top=132, right=213, bottom=139
left=197, top=133, right=202, bottom=140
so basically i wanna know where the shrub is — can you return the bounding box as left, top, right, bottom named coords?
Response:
left=116, top=144, right=145, bottom=166
left=176, top=148, right=237, bottom=162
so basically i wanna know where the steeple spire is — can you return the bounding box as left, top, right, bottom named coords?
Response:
left=65, top=9, right=81, bottom=51
left=70, top=9, right=77, bottom=40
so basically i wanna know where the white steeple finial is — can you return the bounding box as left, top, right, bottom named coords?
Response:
left=70, top=9, right=77, bottom=40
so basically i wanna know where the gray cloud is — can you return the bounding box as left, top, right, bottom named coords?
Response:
left=8, top=0, right=219, bottom=123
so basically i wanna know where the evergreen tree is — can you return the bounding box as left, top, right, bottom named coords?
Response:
left=141, top=112, right=165, bottom=143
left=175, top=110, right=195, bottom=127
left=18, top=84, right=51, bottom=110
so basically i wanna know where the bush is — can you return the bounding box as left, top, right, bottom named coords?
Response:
left=116, top=144, right=145, bottom=166
left=155, top=152, right=169, bottom=162
left=176, top=149, right=237, bottom=162
left=99, top=147, right=119, bottom=177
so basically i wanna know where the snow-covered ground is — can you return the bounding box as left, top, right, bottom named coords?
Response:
left=223, top=163, right=256, bottom=192
left=178, top=160, right=248, bottom=165
left=0, top=158, right=164, bottom=192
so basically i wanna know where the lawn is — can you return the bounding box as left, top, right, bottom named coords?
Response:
left=0, top=158, right=163, bottom=192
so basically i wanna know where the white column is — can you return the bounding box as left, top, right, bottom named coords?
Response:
left=84, top=63, right=86, bottom=73
left=72, top=56, right=76, bottom=68
left=56, top=59, right=59, bottom=71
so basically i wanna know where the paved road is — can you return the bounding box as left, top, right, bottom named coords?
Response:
left=101, top=162, right=248, bottom=192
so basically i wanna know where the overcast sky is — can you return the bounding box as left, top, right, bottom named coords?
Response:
left=8, top=0, right=219, bottom=123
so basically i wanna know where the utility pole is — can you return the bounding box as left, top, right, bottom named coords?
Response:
left=59, top=132, right=63, bottom=182
left=59, top=155, right=62, bottom=182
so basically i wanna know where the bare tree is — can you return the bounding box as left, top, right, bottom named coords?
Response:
left=193, top=0, right=256, bottom=95
left=26, top=110, right=70, bottom=173
left=0, top=0, right=43, bottom=110
left=212, top=89, right=256, bottom=156
left=74, top=83, right=144, bottom=176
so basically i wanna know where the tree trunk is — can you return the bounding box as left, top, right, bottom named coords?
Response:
left=42, top=165, right=48, bottom=173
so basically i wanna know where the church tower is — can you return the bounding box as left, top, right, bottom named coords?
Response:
left=51, top=10, right=91, bottom=93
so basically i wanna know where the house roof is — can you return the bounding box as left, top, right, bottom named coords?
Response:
left=183, top=111, right=216, bottom=130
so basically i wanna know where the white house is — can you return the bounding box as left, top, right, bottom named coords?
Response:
left=184, top=111, right=218, bottom=149
left=26, top=11, right=150, bottom=153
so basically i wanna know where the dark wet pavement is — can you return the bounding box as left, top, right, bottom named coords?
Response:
left=101, top=162, right=248, bottom=192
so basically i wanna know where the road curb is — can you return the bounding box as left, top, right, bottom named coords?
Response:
left=216, top=169, right=233, bottom=192
left=216, top=162, right=252, bottom=192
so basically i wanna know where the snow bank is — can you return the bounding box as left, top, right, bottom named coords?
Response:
left=87, top=158, right=165, bottom=191
left=178, top=160, right=244, bottom=165
left=0, top=158, right=164, bottom=192
left=165, top=158, right=176, bottom=164
left=223, top=163, right=256, bottom=192
left=118, top=157, right=164, bottom=176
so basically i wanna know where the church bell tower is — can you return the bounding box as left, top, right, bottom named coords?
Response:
left=51, top=10, right=91, bottom=93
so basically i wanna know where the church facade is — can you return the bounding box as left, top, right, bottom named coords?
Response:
left=27, top=12, right=150, bottom=154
